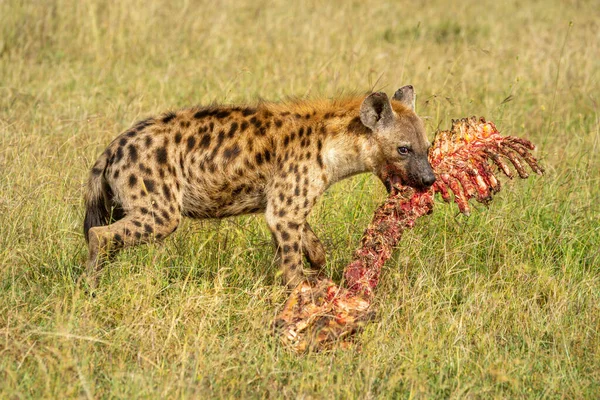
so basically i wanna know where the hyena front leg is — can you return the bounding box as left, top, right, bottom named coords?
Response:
left=86, top=209, right=180, bottom=287
left=265, top=198, right=318, bottom=289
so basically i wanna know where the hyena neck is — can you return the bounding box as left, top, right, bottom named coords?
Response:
left=321, top=122, right=376, bottom=185
left=265, top=96, right=378, bottom=185
left=322, top=110, right=375, bottom=184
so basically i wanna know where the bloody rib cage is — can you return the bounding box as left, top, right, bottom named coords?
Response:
left=274, top=117, right=543, bottom=353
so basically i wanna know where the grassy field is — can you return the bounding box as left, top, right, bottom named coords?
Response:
left=1, top=0, right=599, bottom=397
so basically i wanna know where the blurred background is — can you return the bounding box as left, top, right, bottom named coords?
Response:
left=0, top=0, right=598, bottom=398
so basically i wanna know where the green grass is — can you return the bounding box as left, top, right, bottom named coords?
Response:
left=1, top=0, right=599, bottom=397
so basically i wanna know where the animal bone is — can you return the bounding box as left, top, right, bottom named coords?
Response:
left=274, top=117, right=543, bottom=352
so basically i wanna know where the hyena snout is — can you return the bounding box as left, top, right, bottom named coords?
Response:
left=409, top=158, right=436, bottom=190
left=420, top=164, right=436, bottom=188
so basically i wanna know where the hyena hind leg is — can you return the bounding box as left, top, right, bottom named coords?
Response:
left=85, top=211, right=180, bottom=287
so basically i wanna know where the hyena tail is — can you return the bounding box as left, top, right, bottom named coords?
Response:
left=83, top=154, right=110, bottom=243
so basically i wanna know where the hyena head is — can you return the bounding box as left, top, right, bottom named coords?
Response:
left=359, top=85, right=436, bottom=192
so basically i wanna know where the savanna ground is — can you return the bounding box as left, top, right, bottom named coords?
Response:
left=1, top=0, right=599, bottom=398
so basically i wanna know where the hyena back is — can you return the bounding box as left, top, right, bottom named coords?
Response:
left=84, top=86, right=435, bottom=288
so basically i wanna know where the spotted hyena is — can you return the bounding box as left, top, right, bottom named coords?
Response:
left=84, top=85, right=435, bottom=288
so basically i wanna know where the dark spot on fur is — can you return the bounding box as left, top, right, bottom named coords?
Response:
left=143, top=178, right=156, bottom=193
left=227, top=122, right=238, bottom=138
left=283, top=245, right=291, bottom=253
left=298, top=127, right=304, bottom=138
left=216, top=130, right=225, bottom=147
left=139, top=163, right=152, bottom=174
left=128, top=144, right=138, bottom=163
left=283, top=136, right=290, bottom=147
left=254, top=125, right=266, bottom=136
left=135, top=119, right=153, bottom=131
left=91, top=168, right=102, bottom=176
left=187, top=136, right=196, bottom=150
left=175, top=132, right=182, bottom=143
left=113, top=169, right=120, bottom=179
left=119, top=138, right=128, bottom=146
left=215, top=110, right=231, bottom=119
left=274, top=119, right=283, bottom=128
left=162, top=112, right=176, bottom=124
left=162, top=184, right=171, bottom=200
left=115, top=147, right=124, bottom=163
left=281, top=230, right=290, bottom=241
left=347, top=116, right=369, bottom=134
left=128, top=174, right=137, bottom=187
left=193, top=109, right=212, bottom=119
left=232, top=185, right=245, bottom=196
left=240, top=121, right=249, bottom=132
left=242, top=108, right=256, bottom=117
left=140, top=207, right=149, bottom=215
left=199, top=134, right=210, bottom=149
left=144, top=223, right=153, bottom=233
left=255, top=152, right=264, bottom=165
left=135, top=232, right=142, bottom=240
left=317, top=154, right=323, bottom=168
left=156, top=147, right=168, bottom=164
left=223, top=145, right=241, bottom=160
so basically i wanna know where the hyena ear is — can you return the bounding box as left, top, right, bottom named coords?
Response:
left=392, top=85, right=415, bottom=110
left=359, top=92, right=394, bottom=131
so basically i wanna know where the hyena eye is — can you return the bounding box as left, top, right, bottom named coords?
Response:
left=397, top=146, right=410, bottom=155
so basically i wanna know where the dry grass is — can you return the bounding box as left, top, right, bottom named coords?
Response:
left=1, top=0, right=599, bottom=397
